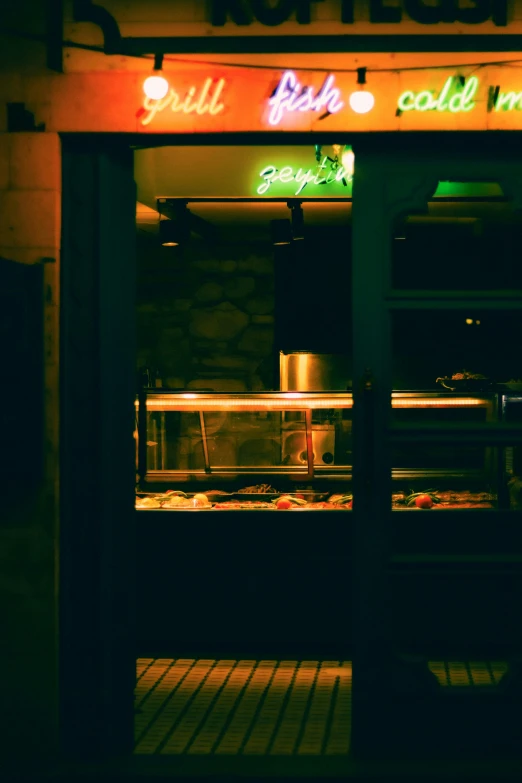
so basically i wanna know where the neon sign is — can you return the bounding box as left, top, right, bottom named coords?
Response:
left=140, top=78, right=226, bottom=126
left=268, top=71, right=344, bottom=126
left=495, top=91, right=522, bottom=111
left=397, top=76, right=478, bottom=113
left=257, top=156, right=352, bottom=196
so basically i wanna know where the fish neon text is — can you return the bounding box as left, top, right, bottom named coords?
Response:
left=267, top=71, right=344, bottom=126
left=397, top=76, right=479, bottom=113
left=140, top=78, right=226, bottom=126
left=257, top=157, right=352, bottom=196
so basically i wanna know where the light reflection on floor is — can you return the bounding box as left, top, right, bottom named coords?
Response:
left=134, top=658, right=507, bottom=756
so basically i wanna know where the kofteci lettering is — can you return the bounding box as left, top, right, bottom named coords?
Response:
left=268, top=71, right=344, bottom=126
left=140, top=78, right=226, bottom=126
left=210, top=0, right=508, bottom=26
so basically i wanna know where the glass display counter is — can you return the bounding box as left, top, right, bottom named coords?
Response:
left=134, top=390, right=522, bottom=656
left=135, top=390, right=521, bottom=511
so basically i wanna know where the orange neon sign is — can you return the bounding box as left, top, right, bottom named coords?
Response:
left=139, top=77, right=226, bottom=127
left=134, top=65, right=522, bottom=133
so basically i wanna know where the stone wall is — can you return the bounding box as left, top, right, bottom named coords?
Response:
left=137, top=236, right=276, bottom=392
left=0, top=130, right=61, bottom=765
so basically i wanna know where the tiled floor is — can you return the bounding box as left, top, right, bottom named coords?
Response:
left=134, top=658, right=508, bottom=757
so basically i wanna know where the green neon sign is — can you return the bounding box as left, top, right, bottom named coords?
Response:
left=398, top=76, right=478, bottom=113
left=495, top=90, right=522, bottom=111
left=397, top=75, right=522, bottom=114
left=256, top=153, right=354, bottom=196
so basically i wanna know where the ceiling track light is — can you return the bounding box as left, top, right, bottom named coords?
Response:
left=349, top=67, right=375, bottom=115
left=159, top=218, right=180, bottom=247
left=144, top=53, right=169, bottom=100
left=287, top=200, right=305, bottom=241
left=158, top=199, right=190, bottom=247
left=271, top=218, right=292, bottom=246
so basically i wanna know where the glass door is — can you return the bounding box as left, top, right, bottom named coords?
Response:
left=350, top=139, right=522, bottom=759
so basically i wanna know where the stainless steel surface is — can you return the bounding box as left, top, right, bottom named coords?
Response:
left=145, top=467, right=352, bottom=479
left=199, top=411, right=211, bottom=473
left=142, top=391, right=353, bottom=410
left=160, top=412, right=167, bottom=469
left=151, top=419, right=158, bottom=470
left=280, top=352, right=351, bottom=391
left=282, top=426, right=336, bottom=468
left=305, top=409, right=314, bottom=479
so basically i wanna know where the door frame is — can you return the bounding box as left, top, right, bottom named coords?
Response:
left=350, top=132, right=522, bottom=756
left=58, top=131, right=522, bottom=761
left=59, top=137, right=138, bottom=758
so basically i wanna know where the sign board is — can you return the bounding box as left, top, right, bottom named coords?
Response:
left=135, top=145, right=505, bottom=202
left=208, top=1, right=508, bottom=28
left=67, top=0, right=517, bottom=43
left=130, top=63, right=522, bottom=133
left=135, top=145, right=353, bottom=202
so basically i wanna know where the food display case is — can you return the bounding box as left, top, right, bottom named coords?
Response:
left=134, top=389, right=522, bottom=656
left=135, top=389, right=519, bottom=510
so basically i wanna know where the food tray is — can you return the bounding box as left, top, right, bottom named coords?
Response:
left=212, top=505, right=276, bottom=511
left=232, top=493, right=280, bottom=501
left=287, top=506, right=350, bottom=511
left=158, top=507, right=213, bottom=511
left=199, top=491, right=234, bottom=499
left=437, top=378, right=493, bottom=391
left=284, top=491, right=330, bottom=502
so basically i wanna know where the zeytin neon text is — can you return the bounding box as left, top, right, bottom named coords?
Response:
left=268, top=71, right=344, bottom=126
left=141, top=78, right=226, bottom=126
left=257, top=157, right=352, bottom=195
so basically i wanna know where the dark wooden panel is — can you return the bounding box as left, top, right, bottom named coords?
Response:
left=60, top=139, right=136, bottom=758
left=136, top=511, right=352, bottom=657
left=0, top=256, right=43, bottom=516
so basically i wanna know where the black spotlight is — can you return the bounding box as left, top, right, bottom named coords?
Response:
left=159, top=201, right=190, bottom=246
left=288, top=200, right=305, bottom=240
left=159, top=218, right=180, bottom=246
left=271, top=218, right=292, bottom=246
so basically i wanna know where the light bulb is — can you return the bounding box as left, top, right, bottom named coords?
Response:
left=143, top=75, right=169, bottom=100
left=349, top=90, right=375, bottom=114
left=341, top=147, right=354, bottom=176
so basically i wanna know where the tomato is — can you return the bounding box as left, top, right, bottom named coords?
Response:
left=276, top=498, right=293, bottom=509
left=347, top=500, right=353, bottom=509
left=294, top=494, right=305, bottom=500
left=415, top=495, right=433, bottom=509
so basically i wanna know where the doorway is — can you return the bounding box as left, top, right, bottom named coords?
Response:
left=59, top=133, right=522, bottom=766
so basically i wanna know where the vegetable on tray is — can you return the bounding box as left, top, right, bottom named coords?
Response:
left=329, top=494, right=352, bottom=506
left=273, top=495, right=308, bottom=509
left=405, top=490, right=441, bottom=509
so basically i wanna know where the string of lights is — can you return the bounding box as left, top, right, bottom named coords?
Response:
left=140, top=41, right=522, bottom=115
left=6, top=27, right=522, bottom=76
left=158, top=54, right=522, bottom=75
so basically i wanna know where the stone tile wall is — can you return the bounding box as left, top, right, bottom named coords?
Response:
left=137, top=237, right=276, bottom=391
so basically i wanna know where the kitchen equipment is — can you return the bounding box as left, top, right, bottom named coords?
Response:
left=282, top=426, right=335, bottom=466
left=280, top=352, right=351, bottom=391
